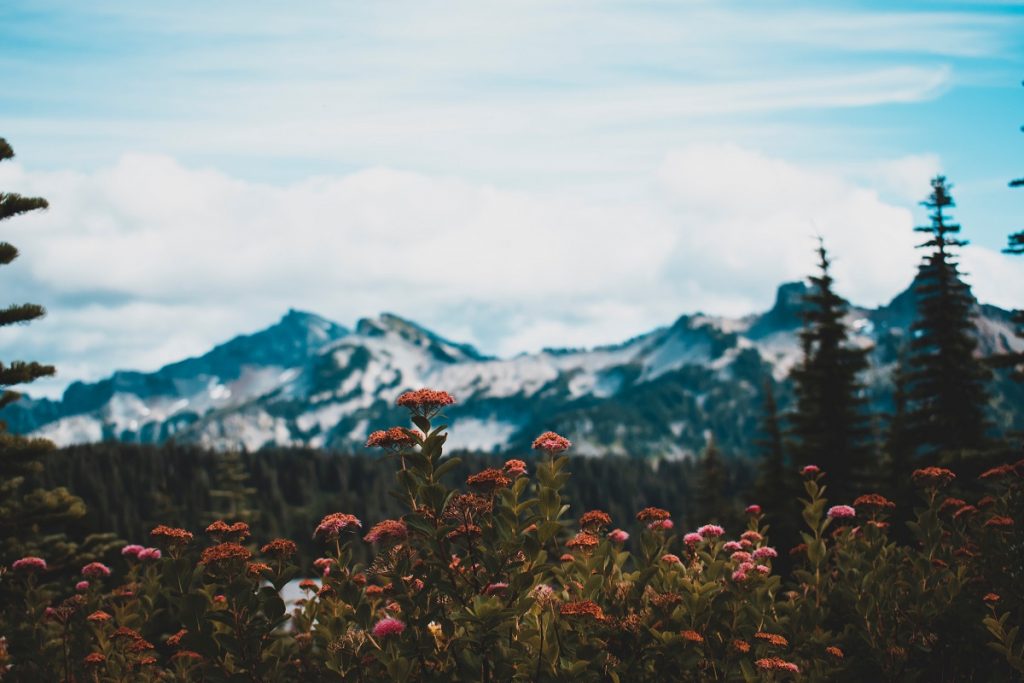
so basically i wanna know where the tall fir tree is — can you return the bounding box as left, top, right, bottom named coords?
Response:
left=884, top=347, right=916, bottom=539
left=206, top=449, right=259, bottom=524
left=753, top=378, right=800, bottom=564
left=0, top=137, right=85, bottom=562
left=992, top=82, right=1023, bottom=381
left=787, top=239, right=874, bottom=497
left=903, top=176, right=991, bottom=457
left=753, top=378, right=788, bottom=504
left=695, top=436, right=726, bottom=523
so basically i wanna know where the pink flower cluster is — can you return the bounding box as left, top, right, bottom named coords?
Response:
left=363, top=519, right=408, bottom=545
left=697, top=524, right=725, bottom=538
left=503, top=459, right=528, bottom=477
left=81, top=562, right=111, bottom=579
left=315, top=513, right=362, bottom=540
left=683, top=532, right=703, bottom=545
left=372, top=617, right=406, bottom=639
left=607, top=529, right=629, bottom=544
left=123, top=545, right=162, bottom=561
left=395, top=388, right=456, bottom=418
left=531, top=431, right=572, bottom=453
left=11, top=556, right=46, bottom=572
left=827, top=505, right=856, bottom=519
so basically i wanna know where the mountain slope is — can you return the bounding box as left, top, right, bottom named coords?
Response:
left=5, top=281, right=1021, bottom=458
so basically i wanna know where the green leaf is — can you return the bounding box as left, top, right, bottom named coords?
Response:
left=434, top=456, right=462, bottom=480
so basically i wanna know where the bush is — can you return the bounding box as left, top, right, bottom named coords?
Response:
left=0, top=388, right=1021, bottom=681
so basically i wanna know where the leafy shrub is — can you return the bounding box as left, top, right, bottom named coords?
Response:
left=0, top=388, right=1021, bottom=681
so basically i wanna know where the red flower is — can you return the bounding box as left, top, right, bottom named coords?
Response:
left=200, top=543, right=252, bottom=565
left=151, top=525, right=194, bottom=544
left=531, top=431, right=572, bottom=453
left=636, top=507, right=671, bottom=523
left=261, top=538, right=298, bottom=558
left=395, top=389, right=456, bottom=417
left=315, top=513, right=362, bottom=540
left=364, top=519, right=409, bottom=544
left=81, top=562, right=111, bottom=579
left=980, top=464, right=1017, bottom=479
left=827, top=505, right=856, bottom=519
left=566, top=532, right=600, bottom=550
left=372, top=617, right=406, bottom=638
left=954, top=505, right=978, bottom=520
left=697, top=524, right=725, bottom=537
left=826, top=646, right=844, bottom=659
left=366, top=427, right=418, bottom=450
left=984, top=515, right=1014, bottom=529
left=755, top=657, right=799, bottom=673
left=11, top=556, right=46, bottom=572
left=608, top=529, right=630, bottom=543
left=466, top=468, right=512, bottom=492
left=246, top=562, right=272, bottom=578
left=579, top=510, right=612, bottom=531
left=503, top=459, right=528, bottom=477
left=680, top=629, right=703, bottom=643
left=912, top=467, right=956, bottom=486
left=206, top=521, right=250, bottom=540
left=801, top=465, right=820, bottom=476
left=171, top=650, right=203, bottom=662
left=853, top=493, right=895, bottom=509
left=754, top=631, right=789, bottom=648
left=940, top=497, right=967, bottom=512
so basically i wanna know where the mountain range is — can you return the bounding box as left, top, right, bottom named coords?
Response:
left=3, top=279, right=1021, bottom=458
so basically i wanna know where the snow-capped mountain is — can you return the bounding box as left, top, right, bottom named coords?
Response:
left=4, top=281, right=1021, bottom=458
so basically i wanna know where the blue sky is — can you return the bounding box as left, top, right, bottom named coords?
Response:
left=1, top=1, right=1022, bottom=397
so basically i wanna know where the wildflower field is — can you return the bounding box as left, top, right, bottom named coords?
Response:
left=1, top=389, right=1022, bottom=682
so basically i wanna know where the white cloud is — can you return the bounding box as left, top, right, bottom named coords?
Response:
left=2, top=144, right=1019, bottom=399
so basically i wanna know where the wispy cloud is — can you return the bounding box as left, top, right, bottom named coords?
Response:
left=0, top=1, right=1021, bottom=395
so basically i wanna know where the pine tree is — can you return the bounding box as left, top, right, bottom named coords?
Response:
left=206, top=450, right=258, bottom=523
left=886, top=351, right=915, bottom=485
left=695, top=436, right=726, bottom=523
left=992, top=85, right=1023, bottom=381
left=753, top=378, right=800, bottom=565
left=0, top=137, right=85, bottom=561
left=788, top=239, right=874, bottom=496
left=884, top=349, right=916, bottom=539
left=904, top=176, right=991, bottom=457
left=753, top=378, right=787, bottom=502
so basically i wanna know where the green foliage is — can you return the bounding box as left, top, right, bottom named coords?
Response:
left=5, top=408, right=1023, bottom=681
left=903, top=176, right=993, bottom=457
left=787, top=239, right=874, bottom=499
left=0, top=137, right=85, bottom=565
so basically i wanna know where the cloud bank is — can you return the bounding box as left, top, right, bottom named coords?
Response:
left=1, top=144, right=1019, bottom=398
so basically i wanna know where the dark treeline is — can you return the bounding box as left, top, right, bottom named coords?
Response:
left=41, top=442, right=758, bottom=568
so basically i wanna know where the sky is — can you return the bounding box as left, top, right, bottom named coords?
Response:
left=0, top=0, right=1022, bottom=399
